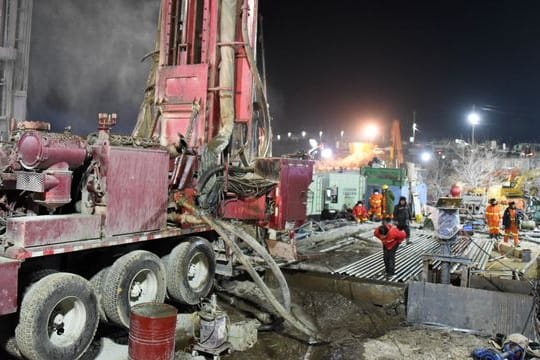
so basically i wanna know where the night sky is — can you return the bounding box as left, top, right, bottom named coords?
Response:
left=28, top=1, right=540, bottom=144
left=261, top=0, right=540, bottom=144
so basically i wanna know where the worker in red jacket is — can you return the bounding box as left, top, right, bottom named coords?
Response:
left=352, top=200, right=368, bottom=223
left=374, top=220, right=407, bottom=278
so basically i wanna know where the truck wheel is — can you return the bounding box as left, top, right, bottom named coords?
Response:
left=89, top=267, right=110, bottom=322
left=15, top=273, right=98, bottom=360
left=102, top=250, right=166, bottom=328
left=166, top=237, right=215, bottom=305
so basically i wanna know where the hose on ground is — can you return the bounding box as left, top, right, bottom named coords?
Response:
left=180, top=201, right=319, bottom=340
left=218, top=221, right=291, bottom=310
left=206, top=217, right=319, bottom=340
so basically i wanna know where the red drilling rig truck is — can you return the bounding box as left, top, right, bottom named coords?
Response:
left=0, top=1, right=313, bottom=359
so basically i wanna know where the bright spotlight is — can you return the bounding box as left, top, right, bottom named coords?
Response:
left=364, top=124, right=379, bottom=140
left=467, top=112, right=480, bottom=125
left=321, top=148, right=333, bottom=159
left=308, top=138, right=318, bottom=149
left=301, top=131, right=306, bottom=138
left=421, top=152, right=432, bottom=162
left=276, top=134, right=281, bottom=141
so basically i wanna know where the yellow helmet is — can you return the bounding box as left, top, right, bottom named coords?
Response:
left=382, top=184, right=389, bottom=190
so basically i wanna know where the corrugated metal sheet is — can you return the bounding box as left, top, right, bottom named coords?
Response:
left=335, top=231, right=494, bottom=283
left=407, top=281, right=536, bottom=339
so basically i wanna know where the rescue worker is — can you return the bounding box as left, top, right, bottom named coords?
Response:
left=381, top=184, right=395, bottom=218
left=352, top=200, right=368, bottom=223
left=374, top=219, right=407, bottom=278
left=368, top=189, right=383, bottom=221
left=502, top=201, right=521, bottom=246
left=485, top=198, right=501, bottom=239
left=393, top=196, right=412, bottom=244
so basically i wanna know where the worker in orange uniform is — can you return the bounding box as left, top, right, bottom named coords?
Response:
left=374, top=220, right=407, bottom=278
left=368, top=189, right=383, bottom=221
left=381, top=184, right=395, bottom=219
left=485, top=198, right=501, bottom=239
left=502, top=201, right=521, bottom=246
left=352, top=200, right=368, bottom=223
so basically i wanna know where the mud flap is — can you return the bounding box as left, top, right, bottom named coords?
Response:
left=0, top=258, right=22, bottom=315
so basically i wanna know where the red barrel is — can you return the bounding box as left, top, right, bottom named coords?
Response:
left=128, top=303, right=178, bottom=360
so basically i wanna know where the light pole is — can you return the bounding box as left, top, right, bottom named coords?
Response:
left=467, top=106, right=480, bottom=146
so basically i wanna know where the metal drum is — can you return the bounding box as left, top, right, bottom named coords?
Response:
left=128, top=303, right=177, bottom=360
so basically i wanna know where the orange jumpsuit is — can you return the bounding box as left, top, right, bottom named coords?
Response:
left=485, top=204, right=501, bottom=237
left=368, top=193, right=383, bottom=220
left=352, top=204, right=368, bottom=223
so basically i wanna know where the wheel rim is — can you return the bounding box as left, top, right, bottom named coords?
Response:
left=187, top=252, right=210, bottom=291
left=129, top=269, right=159, bottom=306
left=48, top=296, right=87, bottom=347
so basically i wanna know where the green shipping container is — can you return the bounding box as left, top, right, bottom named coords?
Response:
left=361, top=167, right=406, bottom=187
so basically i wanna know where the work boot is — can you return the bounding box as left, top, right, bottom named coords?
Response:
left=406, top=238, right=412, bottom=245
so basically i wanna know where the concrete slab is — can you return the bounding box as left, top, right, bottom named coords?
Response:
left=407, top=281, right=535, bottom=338
left=92, top=338, right=128, bottom=360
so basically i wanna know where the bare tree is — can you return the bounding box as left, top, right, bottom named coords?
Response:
left=421, top=145, right=502, bottom=203
left=450, top=149, right=501, bottom=191
left=423, top=157, right=454, bottom=202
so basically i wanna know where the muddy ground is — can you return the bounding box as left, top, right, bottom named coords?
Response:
left=0, top=278, right=492, bottom=360
left=214, top=287, right=488, bottom=360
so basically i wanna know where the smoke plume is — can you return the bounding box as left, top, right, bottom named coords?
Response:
left=27, top=0, right=159, bottom=135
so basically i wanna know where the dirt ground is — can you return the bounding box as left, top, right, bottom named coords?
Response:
left=0, top=285, right=497, bottom=360
left=219, top=287, right=488, bottom=360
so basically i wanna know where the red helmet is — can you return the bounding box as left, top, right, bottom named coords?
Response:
left=450, top=184, right=461, bottom=197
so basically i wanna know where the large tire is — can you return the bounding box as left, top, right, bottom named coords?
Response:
left=102, top=251, right=166, bottom=328
left=15, top=273, right=98, bottom=360
left=89, top=267, right=110, bottom=322
left=166, top=237, right=216, bottom=305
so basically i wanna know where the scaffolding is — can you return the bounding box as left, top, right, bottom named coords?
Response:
left=0, top=0, right=32, bottom=139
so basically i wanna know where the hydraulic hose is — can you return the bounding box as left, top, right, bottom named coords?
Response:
left=207, top=0, right=237, bottom=156
left=179, top=201, right=319, bottom=340
left=218, top=221, right=291, bottom=310
left=241, top=0, right=271, bottom=158
left=205, top=217, right=319, bottom=339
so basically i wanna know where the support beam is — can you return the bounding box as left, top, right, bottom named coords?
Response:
left=0, top=0, right=33, bottom=137
left=0, top=47, right=16, bottom=60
